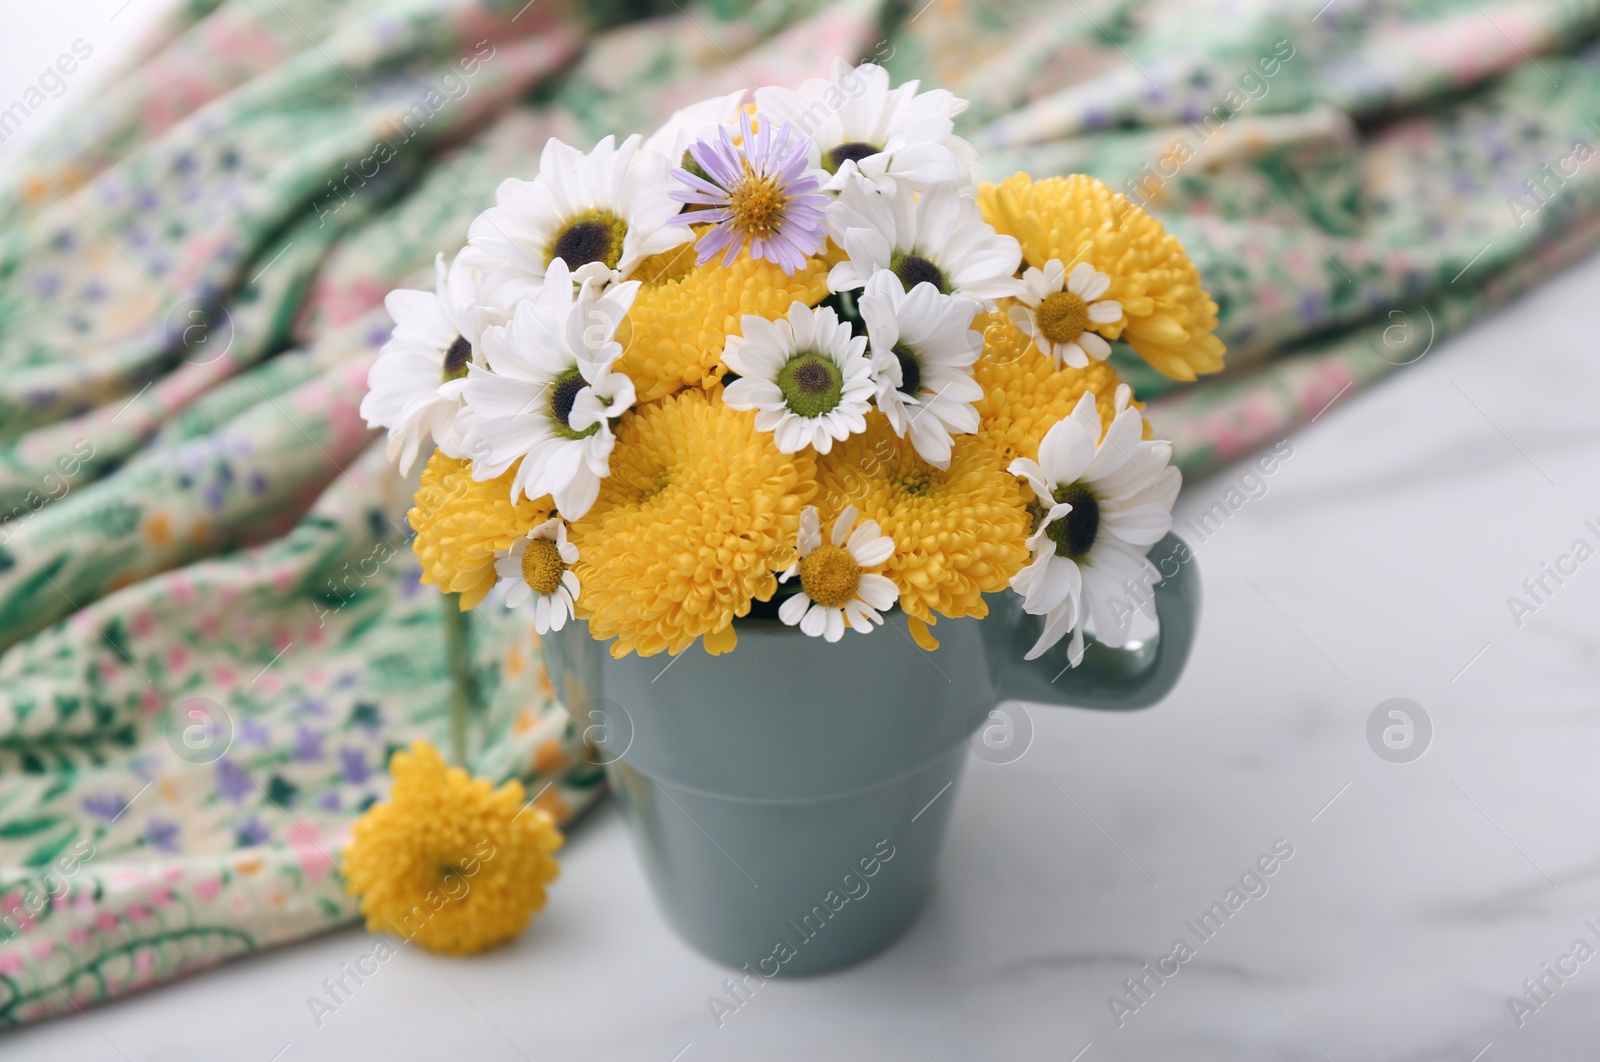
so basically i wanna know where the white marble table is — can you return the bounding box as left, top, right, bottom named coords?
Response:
left=9, top=10, right=1600, bottom=1062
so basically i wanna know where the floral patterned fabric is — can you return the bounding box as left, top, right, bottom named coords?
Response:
left=3, top=0, right=1600, bottom=1025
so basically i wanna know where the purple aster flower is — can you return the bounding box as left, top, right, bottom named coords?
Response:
left=669, top=109, right=827, bottom=276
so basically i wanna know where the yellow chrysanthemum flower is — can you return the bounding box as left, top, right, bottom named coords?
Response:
left=974, top=309, right=1132, bottom=461
left=814, top=413, right=1030, bottom=641
left=409, top=452, right=552, bottom=610
left=342, top=741, right=563, bottom=955
left=570, top=390, right=816, bottom=658
left=618, top=240, right=831, bottom=403
left=979, top=172, right=1225, bottom=381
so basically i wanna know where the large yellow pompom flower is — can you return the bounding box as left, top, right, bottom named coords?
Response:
left=569, top=390, right=817, bottom=657
left=979, top=173, right=1225, bottom=381
left=618, top=242, right=831, bottom=403
left=342, top=741, right=563, bottom=955
left=409, top=452, right=551, bottom=610
left=974, top=309, right=1131, bottom=462
left=814, top=413, right=1030, bottom=643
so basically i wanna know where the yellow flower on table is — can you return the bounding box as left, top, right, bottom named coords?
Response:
left=343, top=741, right=563, bottom=955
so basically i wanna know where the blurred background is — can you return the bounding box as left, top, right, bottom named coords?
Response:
left=3, top=1, right=1599, bottom=1059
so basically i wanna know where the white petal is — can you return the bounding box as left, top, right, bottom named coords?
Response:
left=1066, top=261, right=1097, bottom=297
left=1078, top=331, right=1112, bottom=360
left=856, top=573, right=899, bottom=610
left=779, top=593, right=811, bottom=626
left=800, top=602, right=828, bottom=638
left=1087, top=299, right=1121, bottom=324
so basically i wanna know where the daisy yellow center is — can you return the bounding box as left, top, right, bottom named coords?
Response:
left=1036, top=290, right=1090, bottom=344
left=549, top=210, right=626, bottom=271
left=891, top=343, right=922, bottom=396
left=1042, top=481, right=1099, bottom=560
left=728, top=168, right=788, bottom=239
left=549, top=368, right=599, bottom=440
left=824, top=141, right=881, bottom=174
left=800, top=545, right=860, bottom=608
left=891, top=251, right=949, bottom=295
left=441, top=335, right=472, bottom=382
left=776, top=352, right=843, bottom=418
left=520, top=537, right=565, bottom=596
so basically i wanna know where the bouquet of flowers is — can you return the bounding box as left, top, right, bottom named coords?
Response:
left=362, top=59, right=1225, bottom=666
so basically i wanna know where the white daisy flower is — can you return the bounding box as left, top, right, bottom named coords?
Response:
left=494, top=518, right=580, bottom=633
left=1008, top=388, right=1180, bottom=666
left=641, top=89, right=747, bottom=163
left=825, top=174, right=1024, bottom=307
left=778, top=506, right=899, bottom=641
left=361, top=249, right=499, bottom=475
left=857, top=269, right=982, bottom=470
left=754, top=59, right=976, bottom=196
left=721, top=301, right=874, bottom=455
left=466, top=134, right=691, bottom=305
left=1010, top=259, right=1123, bottom=369
left=461, top=259, right=640, bottom=518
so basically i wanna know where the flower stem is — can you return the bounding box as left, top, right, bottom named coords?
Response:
left=443, top=593, right=472, bottom=768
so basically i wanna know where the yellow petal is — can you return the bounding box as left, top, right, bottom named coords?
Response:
left=907, top=615, right=941, bottom=652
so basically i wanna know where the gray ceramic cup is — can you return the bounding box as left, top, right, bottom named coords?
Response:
left=543, top=534, right=1198, bottom=976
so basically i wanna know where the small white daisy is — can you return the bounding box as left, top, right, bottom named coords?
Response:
left=779, top=506, right=899, bottom=641
left=825, top=174, right=1023, bottom=307
left=361, top=249, right=496, bottom=475
left=721, top=301, right=874, bottom=455
left=461, top=259, right=639, bottom=518
left=754, top=59, right=976, bottom=196
left=1008, top=388, right=1180, bottom=666
left=857, top=269, right=982, bottom=470
left=641, top=89, right=747, bottom=163
left=494, top=518, right=580, bottom=633
left=466, top=134, right=690, bottom=305
left=1010, top=259, right=1123, bottom=369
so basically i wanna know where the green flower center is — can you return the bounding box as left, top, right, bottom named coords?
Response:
left=1037, top=291, right=1089, bottom=344
left=549, top=210, right=627, bottom=271
left=825, top=141, right=882, bottom=174
left=775, top=352, right=844, bottom=418
left=891, top=251, right=949, bottom=295
left=441, top=335, right=472, bottom=382
left=520, top=537, right=566, bottom=596
left=891, top=343, right=922, bottom=396
left=800, top=545, right=860, bottom=608
left=1039, top=481, right=1100, bottom=560
left=549, top=368, right=599, bottom=440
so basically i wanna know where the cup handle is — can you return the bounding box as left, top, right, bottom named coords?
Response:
left=987, top=534, right=1199, bottom=711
